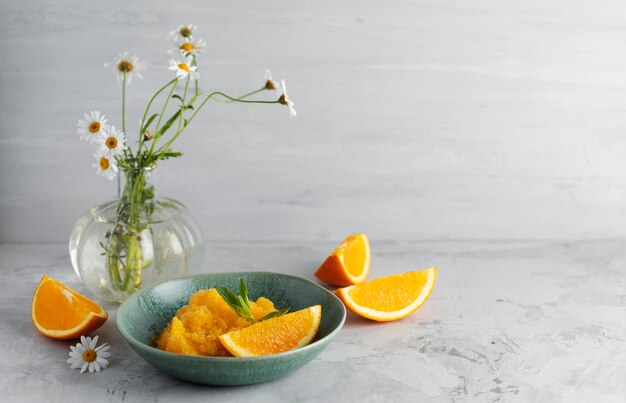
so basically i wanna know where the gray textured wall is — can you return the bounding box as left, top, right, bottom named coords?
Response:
left=1, top=0, right=625, bottom=244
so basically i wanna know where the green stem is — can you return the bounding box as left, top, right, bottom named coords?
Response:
left=139, top=79, right=177, bottom=164
left=215, top=87, right=266, bottom=103
left=150, top=81, right=178, bottom=155
left=178, top=77, right=190, bottom=132
left=155, top=82, right=177, bottom=134
left=206, top=91, right=278, bottom=104
left=154, top=91, right=278, bottom=156
left=192, top=56, right=199, bottom=97
left=122, top=72, right=126, bottom=133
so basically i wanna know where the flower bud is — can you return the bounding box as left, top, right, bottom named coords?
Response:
left=265, top=79, right=277, bottom=90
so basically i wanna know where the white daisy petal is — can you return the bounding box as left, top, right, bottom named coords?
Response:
left=95, top=345, right=110, bottom=353
left=93, top=361, right=101, bottom=372
left=76, top=343, right=85, bottom=353
left=88, top=362, right=95, bottom=373
left=96, top=357, right=109, bottom=368
left=278, top=79, right=296, bottom=117
left=98, top=351, right=111, bottom=358
left=80, top=362, right=88, bottom=374
left=90, top=335, right=99, bottom=349
left=95, top=343, right=108, bottom=351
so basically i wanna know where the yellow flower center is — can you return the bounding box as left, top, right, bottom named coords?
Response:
left=99, top=157, right=110, bottom=170
left=180, top=27, right=192, bottom=37
left=105, top=137, right=118, bottom=149
left=82, top=349, right=97, bottom=363
left=180, top=43, right=194, bottom=51
left=178, top=63, right=190, bottom=72
left=88, top=122, right=101, bottom=133
left=117, top=60, right=134, bottom=73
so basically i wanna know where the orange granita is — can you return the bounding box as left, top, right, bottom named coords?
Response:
left=156, top=288, right=276, bottom=356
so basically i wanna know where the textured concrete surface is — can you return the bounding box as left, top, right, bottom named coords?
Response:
left=2, top=240, right=625, bottom=402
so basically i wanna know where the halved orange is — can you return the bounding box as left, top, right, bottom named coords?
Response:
left=314, top=233, right=370, bottom=286
left=335, top=268, right=437, bottom=322
left=31, top=275, right=108, bottom=340
left=218, top=305, right=322, bottom=357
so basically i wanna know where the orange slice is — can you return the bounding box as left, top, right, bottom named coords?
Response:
left=314, top=233, right=370, bottom=286
left=31, top=275, right=108, bottom=340
left=218, top=305, right=322, bottom=357
left=335, top=268, right=437, bottom=322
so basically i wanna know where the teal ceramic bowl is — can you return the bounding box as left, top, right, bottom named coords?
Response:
left=116, top=272, right=346, bottom=385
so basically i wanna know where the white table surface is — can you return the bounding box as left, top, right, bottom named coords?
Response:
left=1, top=240, right=625, bottom=402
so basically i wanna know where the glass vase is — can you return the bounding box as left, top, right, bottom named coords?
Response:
left=69, top=166, right=204, bottom=302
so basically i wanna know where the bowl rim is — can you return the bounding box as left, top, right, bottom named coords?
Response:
left=116, top=271, right=347, bottom=362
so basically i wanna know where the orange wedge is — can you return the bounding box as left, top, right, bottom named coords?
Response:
left=315, top=233, right=370, bottom=287
left=31, top=275, right=108, bottom=340
left=335, top=268, right=437, bottom=322
left=218, top=305, right=322, bottom=357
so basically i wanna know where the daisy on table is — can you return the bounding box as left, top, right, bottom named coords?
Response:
left=77, top=111, right=108, bottom=143
left=67, top=336, right=111, bottom=374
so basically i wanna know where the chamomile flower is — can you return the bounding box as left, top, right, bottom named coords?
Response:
left=168, top=58, right=199, bottom=80
left=105, top=52, right=145, bottom=85
left=171, top=37, right=206, bottom=57
left=67, top=335, right=111, bottom=374
left=170, top=23, right=197, bottom=40
left=93, top=150, right=118, bottom=180
left=77, top=111, right=108, bottom=143
left=96, top=125, right=127, bottom=157
left=278, top=79, right=297, bottom=117
left=264, top=69, right=278, bottom=90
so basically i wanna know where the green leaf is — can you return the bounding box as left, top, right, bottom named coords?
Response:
left=259, top=308, right=290, bottom=322
left=160, top=151, right=183, bottom=160
left=215, top=282, right=255, bottom=322
left=157, top=110, right=182, bottom=136
left=239, top=279, right=249, bottom=305
left=141, top=113, right=159, bottom=133
left=172, top=94, right=184, bottom=103
left=215, top=279, right=290, bottom=323
left=215, top=286, right=239, bottom=307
